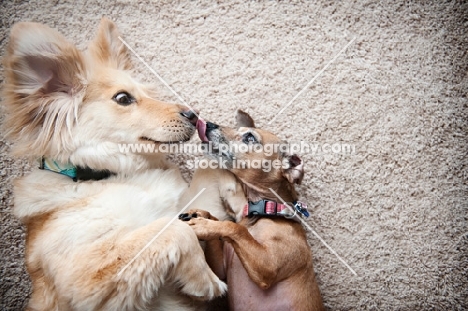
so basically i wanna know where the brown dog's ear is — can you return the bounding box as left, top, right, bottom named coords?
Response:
left=88, top=17, right=132, bottom=70
left=282, top=154, right=304, bottom=184
left=236, top=109, right=256, bottom=128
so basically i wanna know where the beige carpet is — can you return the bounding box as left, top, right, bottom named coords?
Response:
left=1, top=1, right=467, bottom=310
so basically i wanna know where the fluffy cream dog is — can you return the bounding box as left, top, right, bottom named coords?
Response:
left=2, top=18, right=226, bottom=310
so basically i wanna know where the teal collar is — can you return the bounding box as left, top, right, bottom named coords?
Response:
left=39, top=157, right=114, bottom=182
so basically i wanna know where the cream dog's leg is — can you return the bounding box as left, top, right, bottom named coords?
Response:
left=47, top=219, right=227, bottom=310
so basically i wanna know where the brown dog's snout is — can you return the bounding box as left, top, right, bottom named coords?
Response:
left=180, top=109, right=199, bottom=126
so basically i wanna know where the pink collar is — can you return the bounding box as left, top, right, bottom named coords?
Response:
left=242, top=200, right=309, bottom=219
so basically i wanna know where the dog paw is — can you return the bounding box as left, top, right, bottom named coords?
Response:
left=186, top=217, right=221, bottom=241
left=177, top=254, right=227, bottom=300
left=180, top=275, right=227, bottom=301
left=180, top=209, right=215, bottom=220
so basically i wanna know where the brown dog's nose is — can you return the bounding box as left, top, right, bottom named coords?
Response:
left=180, top=109, right=199, bottom=126
left=206, top=122, right=219, bottom=130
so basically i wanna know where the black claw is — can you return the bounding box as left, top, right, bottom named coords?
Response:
left=179, top=212, right=200, bottom=221
left=179, top=213, right=189, bottom=220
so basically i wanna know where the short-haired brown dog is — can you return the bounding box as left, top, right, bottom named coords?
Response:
left=180, top=110, right=324, bottom=311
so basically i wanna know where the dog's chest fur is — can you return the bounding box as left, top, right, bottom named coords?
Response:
left=14, top=168, right=187, bottom=245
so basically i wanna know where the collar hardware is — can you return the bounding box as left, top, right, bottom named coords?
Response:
left=294, top=201, right=310, bottom=218
left=40, top=157, right=78, bottom=181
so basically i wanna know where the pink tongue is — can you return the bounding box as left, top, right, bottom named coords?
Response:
left=196, top=119, right=209, bottom=142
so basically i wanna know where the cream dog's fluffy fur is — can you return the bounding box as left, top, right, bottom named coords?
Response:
left=2, top=18, right=226, bottom=310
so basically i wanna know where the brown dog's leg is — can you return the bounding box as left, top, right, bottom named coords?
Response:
left=187, top=217, right=310, bottom=290
left=183, top=209, right=226, bottom=279
left=205, top=238, right=226, bottom=280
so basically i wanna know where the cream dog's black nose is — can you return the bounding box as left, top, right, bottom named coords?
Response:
left=180, top=109, right=199, bottom=126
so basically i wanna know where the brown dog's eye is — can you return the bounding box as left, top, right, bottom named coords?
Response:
left=242, top=133, right=257, bottom=144
left=113, top=92, right=135, bottom=106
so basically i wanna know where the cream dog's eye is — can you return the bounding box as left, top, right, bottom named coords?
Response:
left=113, top=92, right=135, bottom=106
left=243, top=133, right=257, bottom=144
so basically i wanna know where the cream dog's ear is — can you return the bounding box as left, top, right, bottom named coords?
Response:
left=2, top=22, right=86, bottom=156
left=88, top=17, right=132, bottom=70
left=282, top=154, right=304, bottom=184
left=236, top=109, right=256, bottom=128
left=4, top=22, right=85, bottom=96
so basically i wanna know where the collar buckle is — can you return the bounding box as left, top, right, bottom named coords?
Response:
left=245, top=200, right=268, bottom=217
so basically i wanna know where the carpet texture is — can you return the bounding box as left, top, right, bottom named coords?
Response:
left=1, top=1, right=467, bottom=310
